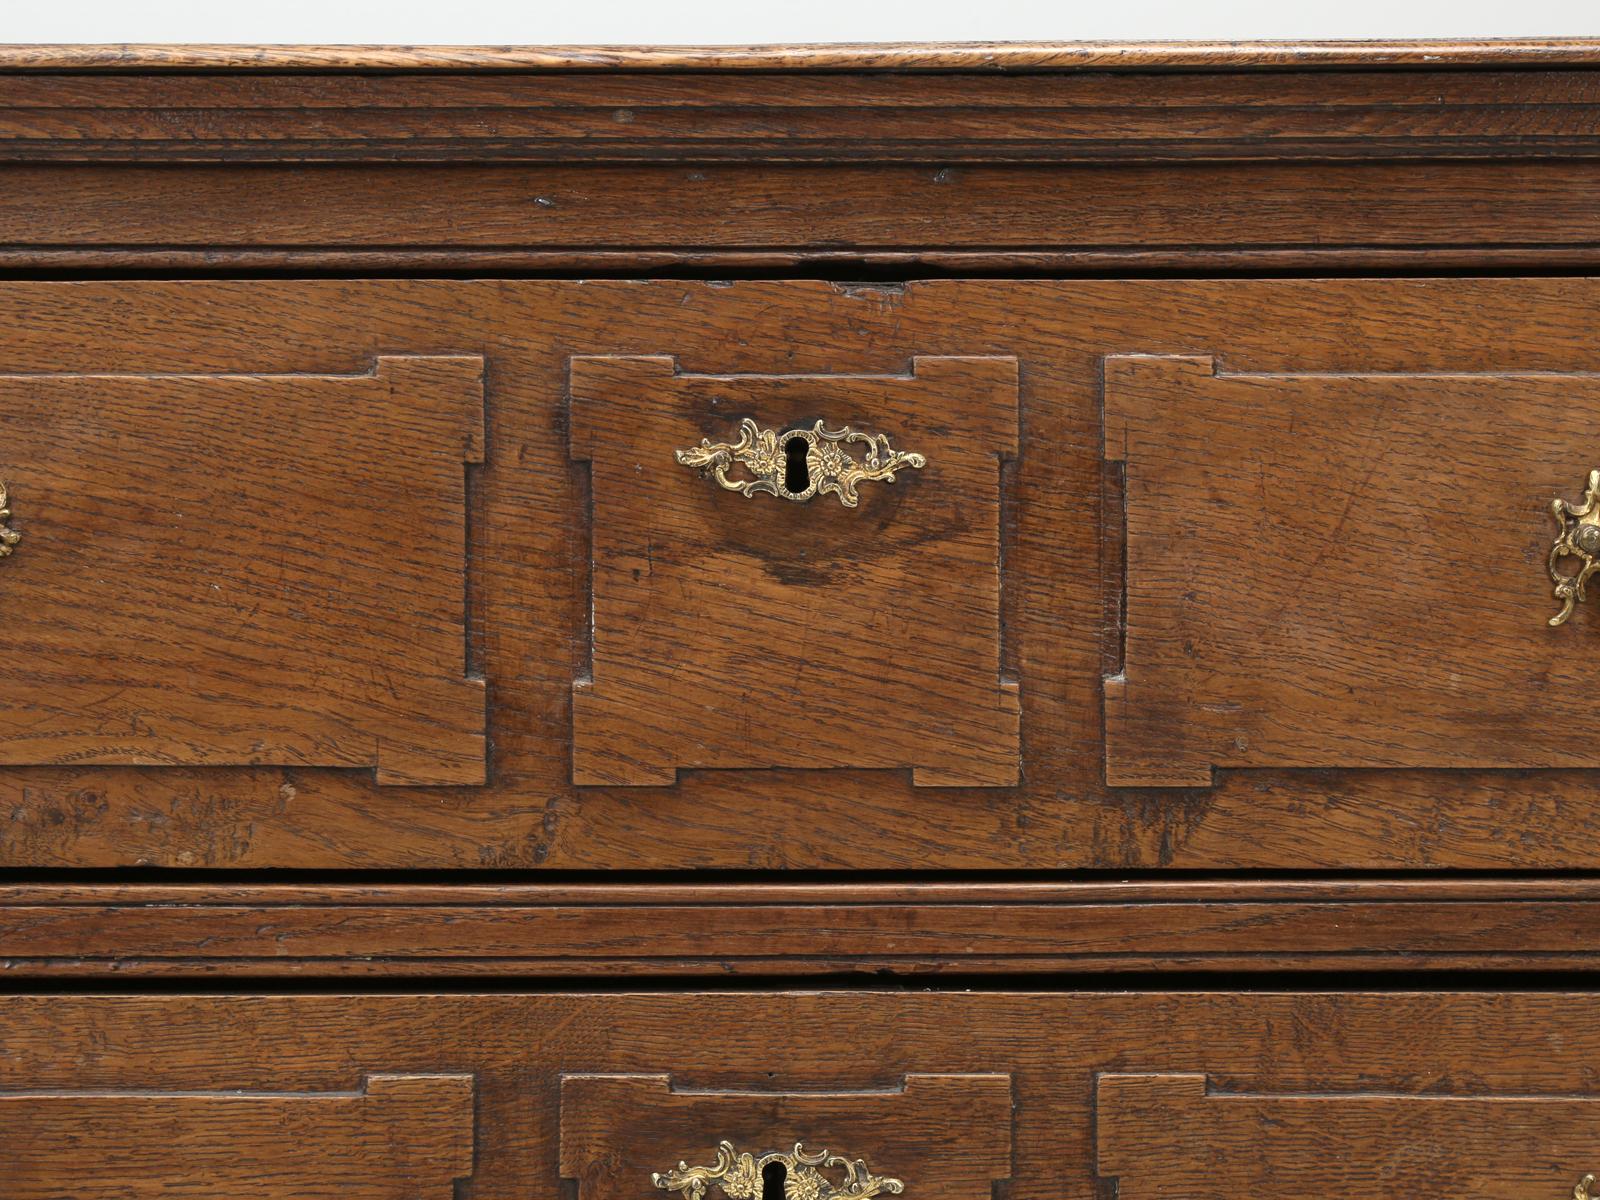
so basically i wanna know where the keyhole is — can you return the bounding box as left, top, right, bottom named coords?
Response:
left=783, top=435, right=811, bottom=495
left=762, top=1161, right=787, bottom=1200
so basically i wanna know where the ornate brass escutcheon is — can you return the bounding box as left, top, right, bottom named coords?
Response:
left=1548, top=468, right=1600, bottom=626
left=674, top=418, right=925, bottom=508
left=0, top=482, right=19, bottom=558
left=653, top=1142, right=905, bottom=1200
left=1575, top=1175, right=1597, bottom=1200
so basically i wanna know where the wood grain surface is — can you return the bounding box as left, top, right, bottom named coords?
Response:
left=2, top=69, right=1598, bottom=164
left=1, top=40, right=1598, bottom=71
left=7, top=880, right=1600, bottom=975
left=11, top=161, right=1600, bottom=275
left=6, top=992, right=1600, bottom=1200
left=0, top=354, right=486, bottom=785
left=562, top=1074, right=1010, bottom=1200
left=1098, top=1072, right=1600, bottom=1200
left=1104, top=354, right=1600, bottom=785
left=0, top=57, right=1592, bottom=272
left=4, top=52, right=1596, bottom=1190
left=571, top=354, right=1018, bottom=787
left=6, top=1072, right=475, bottom=1200
left=1, top=278, right=1598, bottom=868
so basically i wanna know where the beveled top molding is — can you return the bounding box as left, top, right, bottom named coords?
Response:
left=5, top=45, right=1600, bottom=165
left=3, top=39, right=1600, bottom=72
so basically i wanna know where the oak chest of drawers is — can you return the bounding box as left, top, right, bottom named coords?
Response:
left=7, top=38, right=1600, bottom=1200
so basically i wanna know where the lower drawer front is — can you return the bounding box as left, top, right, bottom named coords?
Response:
left=4, top=992, right=1595, bottom=1200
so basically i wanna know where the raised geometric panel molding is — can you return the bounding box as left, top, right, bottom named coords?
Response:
left=561, top=1073, right=1013, bottom=1200
left=0, top=355, right=486, bottom=785
left=4, top=1072, right=476, bottom=1199
left=1103, top=354, right=1600, bottom=786
left=1097, top=1072, right=1600, bottom=1200
left=569, top=355, right=1020, bottom=787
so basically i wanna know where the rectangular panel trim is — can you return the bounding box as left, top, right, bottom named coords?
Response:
left=1098, top=1072, right=1600, bottom=1200
left=0, top=354, right=487, bottom=785
left=562, top=1072, right=1012, bottom=1200
left=1103, top=354, right=1600, bottom=786
left=569, top=354, right=1020, bottom=787
left=5, top=1072, right=476, bottom=1200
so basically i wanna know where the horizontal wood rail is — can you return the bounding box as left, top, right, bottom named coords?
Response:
left=5, top=879, right=1600, bottom=977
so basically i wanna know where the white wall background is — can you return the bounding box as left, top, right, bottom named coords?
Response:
left=1, top=0, right=1597, bottom=45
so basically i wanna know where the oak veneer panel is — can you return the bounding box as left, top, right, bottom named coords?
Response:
left=5, top=1072, right=475, bottom=1200
left=569, top=354, right=1019, bottom=787
left=8, top=992, right=1600, bottom=1200
left=561, top=1074, right=1010, bottom=1200
left=1097, top=1073, right=1600, bottom=1200
left=1103, top=355, right=1600, bottom=786
left=10, top=279, right=1600, bottom=870
left=0, top=354, right=487, bottom=785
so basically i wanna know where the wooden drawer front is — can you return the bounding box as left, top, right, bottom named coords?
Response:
left=1104, top=353, right=1597, bottom=786
left=569, top=354, right=1020, bottom=787
left=16, top=277, right=1600, bottom=872
left=0, top=354, right=486, bottom=785
left=8, top=992, right=1600, bottom=1200
left=1098, top=1072, right=1600, bottom=1200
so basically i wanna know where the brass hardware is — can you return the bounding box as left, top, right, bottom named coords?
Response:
left=0, top=482, right=19, bottom=557
left=653, top=1142, right=905, bottom=1200
left=1548, top=468, right=1600, bottom=626
left=1575, top=1175, right=1597, bottom=1200
left=675, top=418, right=926, bottom=507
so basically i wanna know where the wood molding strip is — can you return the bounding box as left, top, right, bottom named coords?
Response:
left=1, top=68, right=1600, bottom=163
left=6, top=881, right=1600, bottom=975
left=7, top=879, right=1600, bottom=904
left=3, top=160, right=1596, bottom=269
left=2, top=41, right=1600, bottom=73
left=7, top=246, right=1600, bottom=273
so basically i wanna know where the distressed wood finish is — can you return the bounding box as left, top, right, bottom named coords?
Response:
left=8, top=880, right=1600, bottom=976
left=3, top=278, right=1600, bottom=868
left=1103, top=355, right=1600, bottom=786
left=7, top=1072, right=476, bottom=1200
left=1097, top=1073, right=1600, bottom=1200
left=7, top=992, right=1600, bottom=1200
left=0, top=354, right=486, bottom=785
left=12, top=43, right=1600, bottom=1198
left=570, top=354, right=1018, bottom=787
left=561, top=1074, right=1011, bottom=1200
left=8, top=46, right=1600, bottom=990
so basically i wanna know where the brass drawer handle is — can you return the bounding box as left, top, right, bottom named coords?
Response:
left=1549, top=468, right=1600, bottom=626
left=675, top=419, right=926, bottom=508
left=1576, top=1176, right=1598, bottom=1200
left=0, top=482, right=19, bottom=558
left=653, top=1141, right=905, bottom=1200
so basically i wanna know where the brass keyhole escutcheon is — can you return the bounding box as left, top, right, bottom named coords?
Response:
left=654, top=1142, right=905, bottom=1200
left=0, top=481, right=19, bottom=558
left=1549, top=468, right=1600, bottom=626
left=675, top=419, right=926, bottom=508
